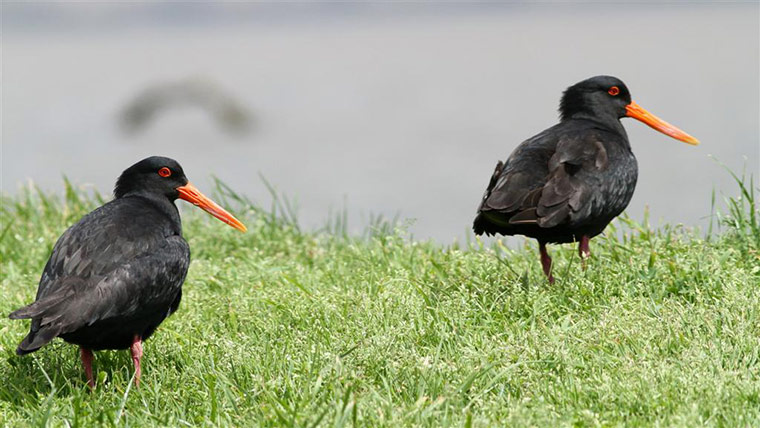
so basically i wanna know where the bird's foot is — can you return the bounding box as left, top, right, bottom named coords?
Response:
left=130, top=335, right=143, bottom=387
left=80, top=347, right=95, bottom=390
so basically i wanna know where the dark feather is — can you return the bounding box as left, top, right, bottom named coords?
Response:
left=508, top=208, right=538, bottom=224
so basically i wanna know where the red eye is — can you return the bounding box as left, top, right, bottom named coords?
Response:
left=608, top=86, right=620, bottom=96
left=158, top=167, right=171, bottom=178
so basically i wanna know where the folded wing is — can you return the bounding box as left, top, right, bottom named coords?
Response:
left=475, top=130, right=609, bottom=235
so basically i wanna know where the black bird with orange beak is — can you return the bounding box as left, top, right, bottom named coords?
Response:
left=473, top=76, right=698, bottom=282
left=9, top=156, right=246, bottom=389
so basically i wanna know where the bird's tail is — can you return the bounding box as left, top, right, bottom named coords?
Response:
left=9, top=295, right=69, bottom=355
left=473, top=213, right=495, bottom=236
left=9, top=289, right=71, bottom=320
left=15, top=325, right=62, bottom=355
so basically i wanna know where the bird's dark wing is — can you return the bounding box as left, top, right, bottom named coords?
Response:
left=476, top=129, right=609, bottom=232
left=29, top=199, right=175, bottom=300
left=529, top=132, right=609, bottom=228
left=10, top=198, right=189, bottom=353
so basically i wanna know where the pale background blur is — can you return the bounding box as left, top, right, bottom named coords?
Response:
left=2, top=3, right=758, bottom=243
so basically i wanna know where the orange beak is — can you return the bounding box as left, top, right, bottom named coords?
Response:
left=176, top=182, right=247, bottom=232
left=625, top=101, right=699, bottom=145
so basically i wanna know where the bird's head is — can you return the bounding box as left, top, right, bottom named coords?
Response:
left=114, top=156, right=246, bottom=232
left=560, top=75, right=699, bottom=145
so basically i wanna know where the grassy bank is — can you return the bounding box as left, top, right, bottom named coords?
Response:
left=0, top=177, right=758, bottom=427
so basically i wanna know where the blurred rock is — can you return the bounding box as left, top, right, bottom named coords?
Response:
left=119, top=77, right=253, bottom=137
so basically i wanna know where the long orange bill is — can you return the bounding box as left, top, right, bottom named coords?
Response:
left=625, top=101, right=699, bottom=145
left=176, top=182, right=247, bottom=232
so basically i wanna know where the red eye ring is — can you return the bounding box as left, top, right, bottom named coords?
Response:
left=608, top=86, right=620, bottom=96
left=158, top=167, right=172, bottom=178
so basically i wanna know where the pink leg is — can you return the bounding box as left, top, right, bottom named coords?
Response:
left=80, top=347, right=95, bottom=390
left=130, top=335, right=143, bottom=387
left=578, top=235, right=591, bottom=269
left=539, top=242, right=555, bottom=284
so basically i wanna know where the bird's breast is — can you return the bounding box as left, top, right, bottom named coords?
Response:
left=592, top=151, right=638, bottom=219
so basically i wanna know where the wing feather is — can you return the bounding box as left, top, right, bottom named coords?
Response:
left=475, top=128, right=610, bottom=234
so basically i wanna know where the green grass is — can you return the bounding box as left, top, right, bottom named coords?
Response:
left=0, top=175, right=758, bottom=427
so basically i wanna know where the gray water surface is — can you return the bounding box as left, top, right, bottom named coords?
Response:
left=3, top=3, right=758, bottom=243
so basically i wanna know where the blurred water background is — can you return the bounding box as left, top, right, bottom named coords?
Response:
left=2, top=3, right=758, bottom=244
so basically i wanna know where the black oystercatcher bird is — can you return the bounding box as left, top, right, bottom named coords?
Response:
left=473, top=76, right=698, bottom=282
left=9, top=156, right=246, bottom=389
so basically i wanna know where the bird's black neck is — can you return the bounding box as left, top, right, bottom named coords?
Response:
left=564, top=113, right=631, bottom=150
left=120, top=191, right=182, bottom=233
